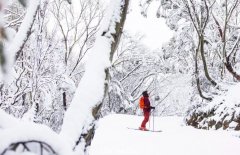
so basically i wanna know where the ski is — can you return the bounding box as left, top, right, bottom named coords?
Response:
left=127, top=127, right=162, bottom=132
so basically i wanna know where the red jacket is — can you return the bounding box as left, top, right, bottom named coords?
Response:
left=143, top=96, right=151, bottom=113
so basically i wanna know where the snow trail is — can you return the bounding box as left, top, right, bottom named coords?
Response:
left=90, top=114, right=240, bottom=155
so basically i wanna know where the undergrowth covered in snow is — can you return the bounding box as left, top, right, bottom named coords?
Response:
left=186, top=83, right=240, bottom=130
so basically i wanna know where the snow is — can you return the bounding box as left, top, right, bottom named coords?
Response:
left=3, top=0, right=40, bottom=82
left=89, top=114, right=240, bottom=155
left=5, top=152, right=37, bottom=155
left=194, top=82, right=240, bottom=128
left=1, top=110, right=240, bottom=155
left=1, top=0, right=240, bottom=155
left=0, top=110, right=73, bottom=155
left=0, top=123, right=73, bottom=155
left=60, top=0, right=124, bottom=149
left=0, top=109, right=20, bottom=128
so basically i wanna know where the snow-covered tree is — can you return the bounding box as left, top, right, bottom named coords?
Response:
left=1, top=0, right=130, bottom=154
left=60, top=0, right=130, bottom=152
left=140, top=0, right=240, bottom=130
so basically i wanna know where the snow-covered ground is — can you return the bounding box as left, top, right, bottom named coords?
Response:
left=89, top=114, right=240, bottom=155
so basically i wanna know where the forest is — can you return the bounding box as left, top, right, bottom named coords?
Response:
left=0, top=0, right=240, bottom=154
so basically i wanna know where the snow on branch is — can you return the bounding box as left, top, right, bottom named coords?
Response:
left=13, top=0, right=40, bottom=59
left=60, top=0, right=125, bottom=149
left=3, top=0, right=40, bottom=81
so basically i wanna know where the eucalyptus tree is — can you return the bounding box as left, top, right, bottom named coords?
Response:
left=50, top=0, right=103, bottom=76
left=140, top=0, right=240, bottom=130
left=140, top=0, right=240, bottom=100
left=60, top=0, right=130, bottom=152
left=211, top=0, right=240, bottom=80
left=0, top=0, right=41, bottom=119
left=101, top=32, right=160, bottom=115
left=0, top=0, right=131, bottom=154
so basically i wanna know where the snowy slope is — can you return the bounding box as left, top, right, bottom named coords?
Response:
left=89, top=114, right=240, bottom=155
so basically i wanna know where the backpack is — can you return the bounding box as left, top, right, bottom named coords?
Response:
left=139, top=97, right=145, bottom=109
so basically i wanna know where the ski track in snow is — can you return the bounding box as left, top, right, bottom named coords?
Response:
left=89, top=114, right=240, bottom=155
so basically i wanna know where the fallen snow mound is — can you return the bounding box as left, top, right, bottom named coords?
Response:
left=186, top=83, right=240, bottom=130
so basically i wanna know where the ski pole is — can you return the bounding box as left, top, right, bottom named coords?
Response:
left=149, top=112, right=151, bottom=129
left=152, top=109, right=154, bottom=131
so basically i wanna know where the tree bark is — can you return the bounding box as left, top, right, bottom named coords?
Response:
left=195, top=43, right=212, bottom=101
left=225, top=57, right=240, bottom=81
left=73, top=0, right=130, bottom=151
left=63, top=92, right=67, bottom=111
left=200, top=35, right=217, bottom=86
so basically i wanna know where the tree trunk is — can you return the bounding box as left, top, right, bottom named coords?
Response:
left=60, top=0, right=130, bottom=152
left=200, top=35, right=217, bottom=86
left=82, top=0, right=130, bottom=149
left=63, top=92, right=67, bottom=111
left=225, top=57, right=240, bottom=81
left=195, top=43, right=212, bottom=101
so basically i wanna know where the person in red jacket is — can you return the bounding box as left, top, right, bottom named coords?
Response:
left=139, top=91, right=155, bottom=131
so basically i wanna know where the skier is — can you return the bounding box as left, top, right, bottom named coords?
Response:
left=139, top=91, right=155, bottom=131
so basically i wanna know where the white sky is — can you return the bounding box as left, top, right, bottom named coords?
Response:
left=124, top=0, right=173, bottom=49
